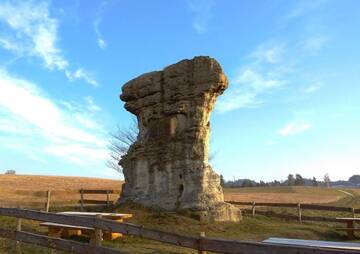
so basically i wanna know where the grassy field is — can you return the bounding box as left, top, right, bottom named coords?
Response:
left=224, top=186, right=347, bottom=204
left=0, top=175, right=122, bottom=208
left=0, top=176, right=359, bottom=253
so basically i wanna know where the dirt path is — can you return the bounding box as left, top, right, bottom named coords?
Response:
left=337, top=189, right=355, bottom=197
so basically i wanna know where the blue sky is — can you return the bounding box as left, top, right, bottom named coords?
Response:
left=0, top=0, right=359, bottom=181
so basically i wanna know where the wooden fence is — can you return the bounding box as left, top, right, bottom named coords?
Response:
left=0, top=207, right=358, bottom=254
left=228, top=201, right=360, bottom=223
left=1, top=189, right=121, bottom=211
left=79, top=189, right=118, bottom=211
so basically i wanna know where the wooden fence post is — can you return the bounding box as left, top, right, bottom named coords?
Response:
left=45, top=190, right=51, bottom=212
left=80, top=189, right=84, bottom=211
left=106, top=190, right=110, bottom=208
left=198, top=231, right=207, bottom=254
left=15, top=208, right=22, bottom=254
left=352, top=207, right=356, bottom=218
left=297, top=203, right=302, bottom=223
left=251, top=201, right=256, bottom=217
left=94, top=214, right=103, bottom=247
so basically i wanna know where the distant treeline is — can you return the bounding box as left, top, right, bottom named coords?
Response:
left=222, top=174, right=360, bottom=188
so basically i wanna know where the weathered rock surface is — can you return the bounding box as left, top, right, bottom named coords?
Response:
left=119, top=56, right=241, bottom=222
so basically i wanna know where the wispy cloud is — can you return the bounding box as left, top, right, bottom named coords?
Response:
left=65, top=68, right=98, bottom=87
left=277, top=120, right=312, bottom=136
left=0, top=0, right=98, bottom=86
left=304, top=81, right=323, bottom=94
left=84, top=96, right=101, bottom=112
left=217, top=43, right=288, bottom=113
left=251, top=43, right=286, bottom=64
left=93, top=1, right=108, bottom=50
left=285, top=0, right=328, bottom=19
left=187, top=0, right=215, bottom=34
left=0, top=69, right=107, bottom=164
left=0, top=0, right=68, bottom=70
left=302, top=35, right=328, bottom=53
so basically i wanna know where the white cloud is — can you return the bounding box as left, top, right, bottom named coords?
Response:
left=304, top=82, right=323, bottom=94
left=216, top=91, right=260, bottom=113
left=93, top=1, right=108, bottom=50
left=0, top=37, right=22, bottom=52
left=0, top=70, right=108, bottom=164
left=66, top=68, right=98, bottom=87
left=234, top=68, right=285, bottom=91
left=0, top=0, right=98, bottom=86
left=187, top=0, right=214, bottom=34
left=217, top=68, right=286, bottom=113
left=252, top=44, right=285, bottom=64
left=84, top=96, right=101, bottom=112
left=44, top=144, right=108, bottom=165
left=0, top=0, right=68, bottom=70
left=277, top=121, right=312, bottom=136
left=216, top=40, right=291, bottom=113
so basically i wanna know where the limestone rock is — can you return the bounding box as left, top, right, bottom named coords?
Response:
left=119, top=56, right=241, bottom=222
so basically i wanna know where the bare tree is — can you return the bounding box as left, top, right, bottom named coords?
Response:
left=106, top=121, right=138, bottom=174
left=324, top=173, right=331, bottom=188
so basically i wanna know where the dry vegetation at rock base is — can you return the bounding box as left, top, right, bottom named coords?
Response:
left=0, top=175, right=359, bottom=253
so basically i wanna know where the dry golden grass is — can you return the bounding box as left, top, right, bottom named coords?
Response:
left=0, top=175, right=123, bottom=207
left=224, top=186, right=347, bottom=204
left=0, top=175, right=353, bottom=207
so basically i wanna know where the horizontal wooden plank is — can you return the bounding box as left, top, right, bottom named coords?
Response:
left=300, top=204, right=352, bottom=212
left=243, top=209, right=340, bottom=223
left=201, top=237, right=360, bottom=254
left=263, top=238, right=360, bottom=250
left=0, top=228, right=124, bottom=254
left=0, top=208, right=358, bottom=254
left=227, top=201, right=253, bottom=206
left=230, top=201, right=358, bottom=212
left=228, top=201, right=297, bottom=208
left=255, top=202, right=298, bottom=208
left=79, top=199, right=113, bottom=205
left=40, top=222, right=93, bottom=230
left=80, top=189, right=119, bottom=194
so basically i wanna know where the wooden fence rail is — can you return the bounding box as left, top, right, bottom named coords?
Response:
left=80, top=189, right=115, bottom=211
left=228, top=201, right=359, bottom=223
left=0, top=228, right=124, bottom=254
left=0, top=207, right=359, bottom=254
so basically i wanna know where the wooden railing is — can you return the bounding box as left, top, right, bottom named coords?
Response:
left=1, top=189, right=120, bottom=211
left=0, top=207, right=358, bottom=254
left=79, top=189, right=120, bottom=211
left=228, top=201, right=360, bottom=223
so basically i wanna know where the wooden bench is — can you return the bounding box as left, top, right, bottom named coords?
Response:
left=41, top=212, right=133, bottom=242
left=40, top=222, right=118, bottom=242
left=263, top=238, right=360, bottom=250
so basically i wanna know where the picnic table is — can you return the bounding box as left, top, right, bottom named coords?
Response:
left=40, top=212, right=133, bottom=242
left=335, top=217, right=360, bottom=240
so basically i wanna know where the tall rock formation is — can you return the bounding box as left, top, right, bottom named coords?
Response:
left=119, top=56, right=241, bottom=222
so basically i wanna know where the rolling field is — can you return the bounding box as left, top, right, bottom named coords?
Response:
left=0, top=175, right=122, bottom=208
left=0, top=175, right=351, bottom=206
left=224, top=186, right=347, bottom=204
left=0, top=175, right=359, bottom=253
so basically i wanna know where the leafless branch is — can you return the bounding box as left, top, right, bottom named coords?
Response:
left=106, top=119, right=138, bottom=174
